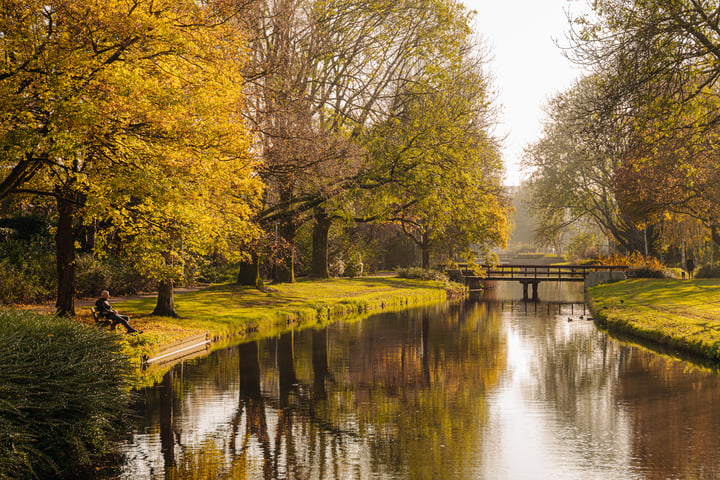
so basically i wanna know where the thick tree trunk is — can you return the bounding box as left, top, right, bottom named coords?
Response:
left=237, top=253, right=263, bottom=289
left=421, top=248, right=430, bottom=269
left=420, top=230, right=431, bottom=269
left=55, top=194, right=76, bottom=316
left=711, top=225, right=720, bottom=248
left=310, top=209, right=332, bottom=278
left=153, top=279, right=179, bottom=317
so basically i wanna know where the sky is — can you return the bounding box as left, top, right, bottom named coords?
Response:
left=463, top=0, right=590, bottom=186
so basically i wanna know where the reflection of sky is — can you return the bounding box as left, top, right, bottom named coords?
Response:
left=119, top=387, right=242, bottom=478
left=477, top=305, right=639, bottom=479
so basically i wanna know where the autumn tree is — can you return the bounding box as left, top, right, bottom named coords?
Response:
left=523, top=76, right=660, bottom=255
left=0, top=0, right=260, bottom=315
left=568, top=0, right=720, bottom=249
left=359, top=46, right=509, bottom=268
left=240, top=0, right=484, bottom=281
left=81, top=2, right=263, bottom=317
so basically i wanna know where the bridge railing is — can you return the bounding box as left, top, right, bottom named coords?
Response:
left=453, top=264, right=628, bottom=280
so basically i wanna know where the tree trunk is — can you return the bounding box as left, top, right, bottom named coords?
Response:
left=711, top=225, right=720, bottom=248
left=274, top=218, right=296, bottom=283
left=420, top=230, right=431, bottom=269
left=310, top=208, right=332, bottom=278
left=55, top=194, right=76, bottom=316
left=153, top=279, right=179, bottom=317
left=237, top=252, right=263, bottom=289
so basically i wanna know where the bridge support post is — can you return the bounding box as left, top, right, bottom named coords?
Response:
left=521, top=280, right=540, bottom=302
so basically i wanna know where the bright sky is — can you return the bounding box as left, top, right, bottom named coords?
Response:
left=464, top=0, right=589, bottom=186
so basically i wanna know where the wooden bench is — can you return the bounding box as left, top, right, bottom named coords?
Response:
left=90, top=306, right=112, bottom=328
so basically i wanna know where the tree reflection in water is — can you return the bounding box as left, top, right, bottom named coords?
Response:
left=119, top=302, right=505, bottom=479
left=119, top=287, right=720, bottom=480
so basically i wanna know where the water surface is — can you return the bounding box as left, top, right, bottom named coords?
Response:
left=119, top=282, right=720, bottom=479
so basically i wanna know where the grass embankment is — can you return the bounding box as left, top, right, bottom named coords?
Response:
left=85, top=276, right=464, bottom=372
left=0, top=311, right=133, bottom=479
left=588, top=279, right=720, bottom=362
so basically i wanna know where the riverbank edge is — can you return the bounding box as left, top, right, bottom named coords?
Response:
left=112, top=278, right=468, bottom=386
left=586, top=279, right=720, bottom=364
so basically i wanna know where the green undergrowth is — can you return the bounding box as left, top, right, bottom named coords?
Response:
left=0, top=310, right=133, bottom=479
left=588, top=279, right=720, bottom=362
left=115, top=277, right=464, bottom=379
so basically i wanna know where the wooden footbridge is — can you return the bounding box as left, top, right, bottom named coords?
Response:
left=453, top=264, right=628, bottom=301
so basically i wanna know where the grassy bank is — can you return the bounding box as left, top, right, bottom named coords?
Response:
left=0, top=311, right=133, bottom=479
left=587, top=279, right=720, bottom=362
left=82, top=277, right=464, bottom=374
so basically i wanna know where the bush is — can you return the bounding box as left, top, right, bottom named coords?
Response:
left=626, top=268, right=665, bottom=278
left=329, top=258, right=345, bottom=278
left=344, top=255, right=364, bottom=277
left=0, top=311, right=134, bottom=479
left=108, top=260, right=156, bottom=295
left=599, top=252, right=667, bottom=278
left=0, top=260, right=54, bottom=304
left=75, top=254, right=114, bottom=298
left=76, top=255, right=156, bottom=298
left=0, top=235, right=56, bottom=304
left=395, top=267, right=449, bottom=282
left=696, top=265, right=720, bottom=278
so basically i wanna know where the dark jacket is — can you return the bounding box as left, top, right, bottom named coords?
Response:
left=95, top=298, right=114, bottom=318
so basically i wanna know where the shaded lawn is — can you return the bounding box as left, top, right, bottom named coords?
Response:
left=588, top=279, right=720, bottom=360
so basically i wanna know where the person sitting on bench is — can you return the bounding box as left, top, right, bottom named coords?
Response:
left=95, top=290, right=141, bottom=334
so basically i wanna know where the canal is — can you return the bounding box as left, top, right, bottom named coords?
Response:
left=118, top=282, right=720, bottom=479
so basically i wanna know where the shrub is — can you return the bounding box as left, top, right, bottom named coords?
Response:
left=0, top=260, right=54, bottom=304
left=328, top=258, right=345, bottom=278
left=599, top=252, right=667, bottom=278
left=76, top=255, right=157, bottom=298
left=0, top=311, right=134, bottom=479
left=105, top=258, right=156, bottom=296
left=696, top=265, right=720, bottom=278
left=626, top=268, right=665, bottom=278
left=344, top=255, right=364, bottom=277
left=0, top=235, right=56, bottom=304
left=75, top=254, right=114, bottom=298
left=395, top=267, right=449, bottom=282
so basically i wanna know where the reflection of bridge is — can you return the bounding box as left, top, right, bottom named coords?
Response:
left=500, top=301, right=588, bottom=316
left=455, top=264, right=628, bottom=301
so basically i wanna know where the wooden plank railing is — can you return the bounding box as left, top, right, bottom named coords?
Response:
left=452, top=264, right=628, bottom=282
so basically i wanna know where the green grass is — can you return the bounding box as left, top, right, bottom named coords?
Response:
left=0, top=310, right=134, bottom=479
left=109, top=277, right=463, bottom=372
left=588, top=279, right=720, bottom=361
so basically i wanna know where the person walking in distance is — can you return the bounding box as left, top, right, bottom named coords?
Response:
left=686, top=256, right=695, bottom=279
left=95, top=290, right=142, bottom=334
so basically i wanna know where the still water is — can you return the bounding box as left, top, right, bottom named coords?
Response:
left=119, top=282, right=720, bottom=479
